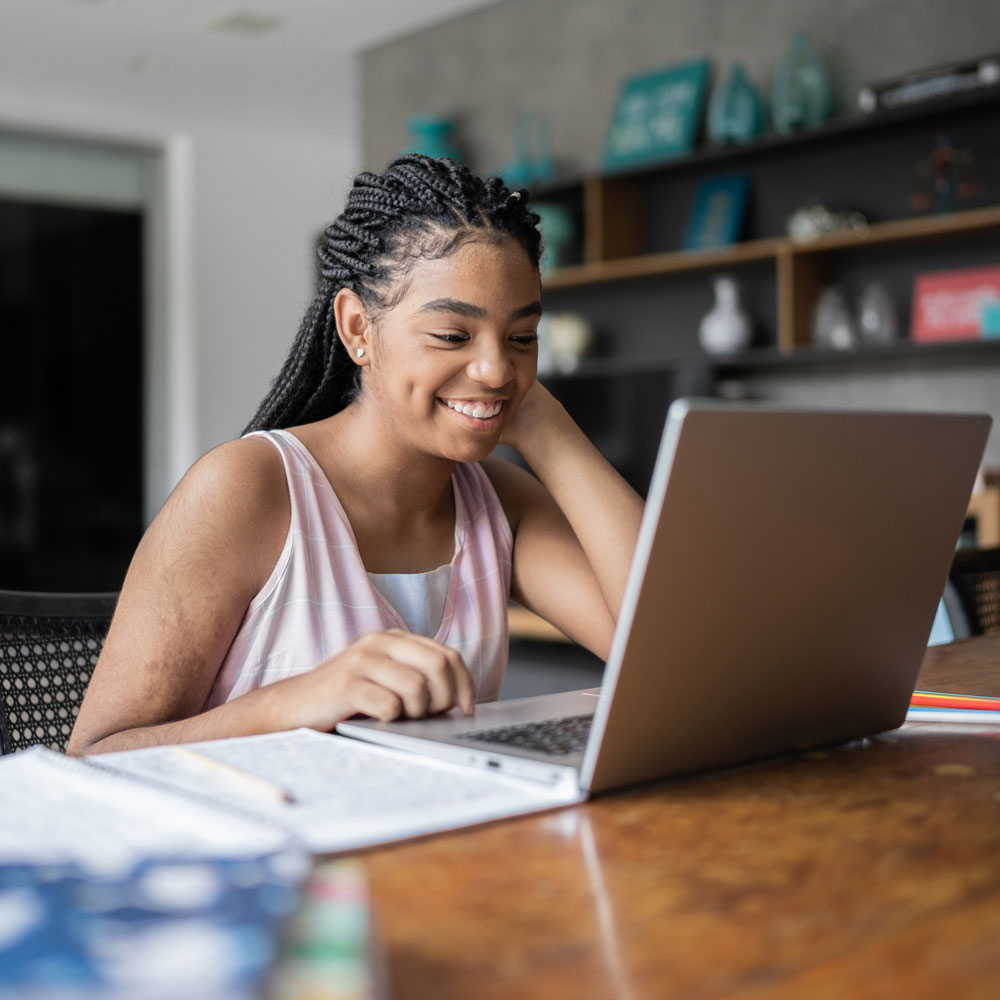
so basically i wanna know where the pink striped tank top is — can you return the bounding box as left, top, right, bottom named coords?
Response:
left=203, top=430, right=513, bottom=710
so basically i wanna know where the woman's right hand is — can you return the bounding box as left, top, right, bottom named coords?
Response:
left=272, top=629, right=476, bottom=732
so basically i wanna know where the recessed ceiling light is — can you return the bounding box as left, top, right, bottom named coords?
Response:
left=127, top=54, right=168, bottom=76
left=207, top=9, right=285, bottom=36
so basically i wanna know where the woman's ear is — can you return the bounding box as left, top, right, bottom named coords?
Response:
left=334, top=288, right=370, bottom=365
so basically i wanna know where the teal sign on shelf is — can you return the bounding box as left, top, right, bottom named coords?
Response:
left=682, top=174, right=750, bottom=251
left=604, top=59, right=710, bottom=170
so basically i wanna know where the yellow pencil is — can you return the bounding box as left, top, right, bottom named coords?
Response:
left=171, top=745, right=295, bottom=804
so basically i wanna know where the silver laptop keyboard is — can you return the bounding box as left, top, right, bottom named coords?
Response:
left=455, top=714, right=592, bottom=756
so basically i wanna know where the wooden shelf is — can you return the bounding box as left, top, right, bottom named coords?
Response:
left=544, top=237, right=783, bottom=289
left=544, top=205, right=1000, bottom=290
left=716, top=338, right=1000, bottom=372
left=787, top=204, right=1000, bottom=254
left=543, top=202, right=1000, bottom=353
left=540, top=335, right=1000, bottom=380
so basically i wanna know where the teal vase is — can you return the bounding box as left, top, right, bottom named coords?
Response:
left=406, top=115, right=462, bottom=162
left=707, top=64, right=764, bottom=145
left=533, top=203, right=574, bottom=275
left=770, top=33, right=833, bottom=134
left=498, top=113, right=557, bottom=189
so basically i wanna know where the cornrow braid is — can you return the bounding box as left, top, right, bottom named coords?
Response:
left=243, top=154, right=542, bottom=433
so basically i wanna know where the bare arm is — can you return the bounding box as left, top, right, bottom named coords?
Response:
left=485, top=382, right=644, bottom=660
left=69, top=439, right=472, bottom=756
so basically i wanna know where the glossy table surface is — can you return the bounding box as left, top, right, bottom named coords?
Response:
left=361, top=636, right=1000, bottom=999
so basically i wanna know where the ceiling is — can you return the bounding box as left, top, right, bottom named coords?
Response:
left=0, top=0, right=497, bottom=137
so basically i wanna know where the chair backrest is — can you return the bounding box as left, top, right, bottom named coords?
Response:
left=0, top=591, right=118, bottom=754
left=948, top=547, right=1000, bottom=637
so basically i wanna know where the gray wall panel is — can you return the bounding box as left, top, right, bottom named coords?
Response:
left=361, top=0, right=1000, bottom=175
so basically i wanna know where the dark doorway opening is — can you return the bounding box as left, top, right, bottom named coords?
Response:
left=0, top=199, right=144, bottom=591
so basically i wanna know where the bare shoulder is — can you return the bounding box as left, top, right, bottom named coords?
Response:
left=145, top=435, right=290, bottom=584
left=172, top=436, right=287, bottom=518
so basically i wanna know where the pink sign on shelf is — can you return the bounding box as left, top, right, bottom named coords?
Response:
left=911, top=265, right=1000, bottom=343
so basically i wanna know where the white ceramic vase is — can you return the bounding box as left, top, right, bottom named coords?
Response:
left=813, top=286, right=858, bottom=350
left=699, top=275, right=752, bottom=354
left=857, top=281, right=899, bottom=346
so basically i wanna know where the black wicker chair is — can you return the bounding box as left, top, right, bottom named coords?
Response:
left=947, top=547, right=1000, bottom=638
left=0, top=591, right=118, bottom=754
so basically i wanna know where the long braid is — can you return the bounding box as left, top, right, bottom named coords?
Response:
left=243, top=154, right=542, bottom=433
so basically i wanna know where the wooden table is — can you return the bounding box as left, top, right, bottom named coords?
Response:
left=362, top=636, right=1000, bottom=1000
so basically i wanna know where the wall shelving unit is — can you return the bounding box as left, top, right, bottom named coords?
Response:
left=532, top=87, right=1000, bottom=368
left=545, top=202, right=1000, bottom=353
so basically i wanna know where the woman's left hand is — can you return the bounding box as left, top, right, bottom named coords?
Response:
left=500, top=380, right=565, bottom=456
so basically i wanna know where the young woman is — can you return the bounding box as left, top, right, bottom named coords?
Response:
left=68, top=155, right=643, bottom=755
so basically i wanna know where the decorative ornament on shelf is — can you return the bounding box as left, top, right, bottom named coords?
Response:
left=857, top=282, right=900, bottom=347
left=857, top=55, right=1000, bottom=114
left=770, top=33, right=833, bottom=135
left=707, top=63, right=765, bottom=145
left=537, top=313, right=594, bottom=375
left=982, top=298, right=1000, bottom=340
left=786, top=200, right=868, bottom=242
left=498, top=112, right=557, bottom=189
left=604, top=59, right=711, bottom=170
left=910, top=132, right=982, bottom=214
left=683, top=174, right=750, bottom=251
left=698, top=275, right=752, bottom=354
left=405, top=115, right=463, bottom=162
left=911, top=265, right=1000, bottom=343
left=812, top=286, right=858, bottom=350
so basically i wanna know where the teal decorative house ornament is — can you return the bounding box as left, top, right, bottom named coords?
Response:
left=406, top=115, right=462, bottom=161
left=604, top=60, right=710, bottom=170
left=770, top=34, right=833, bottom=134
left=707, top=64, right=764, bottom=145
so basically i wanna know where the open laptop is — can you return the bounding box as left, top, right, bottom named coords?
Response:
left=338, top=399, right=991, bottom=796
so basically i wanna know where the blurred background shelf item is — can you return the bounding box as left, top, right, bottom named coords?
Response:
left=967, top=471, right=1000, bottom=546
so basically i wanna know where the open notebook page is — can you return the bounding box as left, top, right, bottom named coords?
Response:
left=97, top=728, right=585, bottom=853
left=0, top=747, right=292, bottom=871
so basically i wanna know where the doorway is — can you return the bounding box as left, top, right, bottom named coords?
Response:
left=0, top=134, right=148, bottom=591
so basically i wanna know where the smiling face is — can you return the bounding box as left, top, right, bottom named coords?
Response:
left=346, top=236, right=541, bottom=464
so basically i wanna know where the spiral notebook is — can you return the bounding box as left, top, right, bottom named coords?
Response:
left=0, top=745, right=296, bottom=869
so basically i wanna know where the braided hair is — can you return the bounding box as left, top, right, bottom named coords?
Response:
left=243, top=154, right=543, bottom=433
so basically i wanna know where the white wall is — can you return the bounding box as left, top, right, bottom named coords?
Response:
left=0, top=95, right=355, bottom=519
left=191, top=128, right=356, bottom=453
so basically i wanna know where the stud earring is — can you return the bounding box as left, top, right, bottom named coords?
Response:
left=356, top=348, right=365, bottom=358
